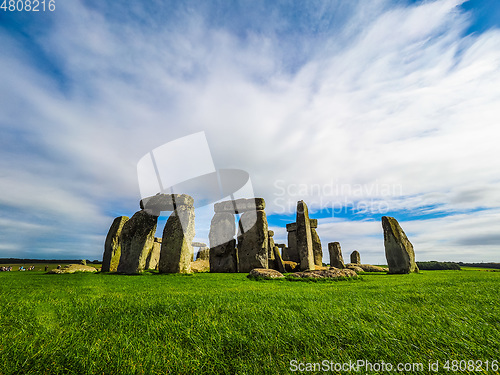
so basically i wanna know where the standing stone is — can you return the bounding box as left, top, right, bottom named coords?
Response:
left=328, top=242, right=345, bottom=269
left=272, top=246, right=286, bottom=273
left=309, top=220, right=323, bottom=266
left=117, top=210, right=158, bottom=274
left=102, top=216, right=129, bottom=272
left=268, top=230, right=276, bottom=260
left=285, top=223, right=299, bottom=262
left=145, top=237, right=161, bottom=270
left=296, top=201, right=315, bottom=271
left=158, top=205, right=195, bottom=273
left=350, top=250, right=361, bottom=265
left=209, top=212, right=237, bottom=273
left=382, top=216, right=419, bottom=274
left=237, top=210, right=268, bottom=273
left=196, top=246, right=210, bottom=261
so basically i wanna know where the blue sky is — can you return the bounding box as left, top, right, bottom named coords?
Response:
left=1, top=0, right=499, bottom=264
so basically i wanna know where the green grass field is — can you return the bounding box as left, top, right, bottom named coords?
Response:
left=0, top=270, right=499, bottom=374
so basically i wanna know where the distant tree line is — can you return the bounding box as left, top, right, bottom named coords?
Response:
left=416, top=261, right=461, bottom=270
left=457, top=262, right=500, bottom=269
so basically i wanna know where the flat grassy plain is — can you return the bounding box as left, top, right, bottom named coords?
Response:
left=0, top=270, right=499, bottom=374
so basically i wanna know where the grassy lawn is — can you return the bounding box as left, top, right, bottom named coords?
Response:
left=0, top=270, right=499, bottom=374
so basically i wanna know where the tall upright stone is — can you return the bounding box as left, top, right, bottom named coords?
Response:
left=285, top=223, right=299, bottom=262
left=296, top=201, right=315, bottom=271
left=102, top=216, right=129, bottom=272
left=237, top=210, right=269, bottom=272
left=158, top=205, right=195, bottom=273
left=209, top=212, right=237, bottom=273
left=382, top=216, right=419, bottom=274
left=268, top=230, right=276, bottom=260
left=350, top=250, right=361, bottom=265
left=328, top=242, right=345, bottom=269
left=117, top=210, right=158, bottom=274
left=309, top=219, right=323, bottom=266
left=145, top=237, right=161, bottom=270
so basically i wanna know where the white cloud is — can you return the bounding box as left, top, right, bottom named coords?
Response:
left=0, top=0, right=499, bottom=261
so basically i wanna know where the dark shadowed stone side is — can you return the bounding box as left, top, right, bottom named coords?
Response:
left=296, top=201, right=315, bottom=271
left=328, top=242, right=345, bottom=269
left=285, top=229, right=299, bottom=262
left=311, top=228, right=323, bottom=266
left=272, top=246, right=286, bottom=273
left=209, top=212, right=237, bottom=273
left=196, top=247, right=210, bottom=261
left=237, top=210, right=268, bottom=273
left=158, top=206, right=196, bottom=273
left=382, top=216, right=419, bottom=274
left=102, top=216, right=129, bottom=272
left=117, top=210, right=158, bottom=274
left=350, top=250, right=361, bottom=265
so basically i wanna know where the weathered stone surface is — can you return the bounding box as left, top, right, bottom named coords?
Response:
left=145, top=238, right=161, bottom=270
left=276, top=243, right=286, bottom=248
left=140, top=193, right=194, bottom=214
left=328, top=242, right=345, bottom=269
left=286, top=223, right=297, bottom=232
left=296, top=201, right=315, bottom=271
left=268, top=231, right=276, bottom=260
left=209, top=212, right=237, bottom=273
left=382, top=216, right=419, bottom=274
left=117, top=210, right=158, bottom=274
left=214, top=198, right=265, bottom=213
left=158, top=205, right=195, bottom=273
left=272, top=246, right=286, bottom=273
left=350, top=250, right=361, bottom=264
left=248, top=268, right=284, bottom=279
left=192, top=242, right=207, bottom=248
left=311, top=228, right=323, bottom=266
left=289, top=268, right=357, bottom=279
left=102, top=216, right=129, bottom=272
left=309, top=219, right=318, bottom=228
left=237, top=210, right=268, bottom=272
left=283, top=261, right=299, bottom=272
left=358, top=264, right=388, bottom=272
left=345, top=264, right=364, bottom=273
left=285, top=230, right=299, bottom=262
left=48, top=264, right=98, bottom=274
left=196, top=246, right=210, bottom=260
left=191, top=259, right=210, bottom=273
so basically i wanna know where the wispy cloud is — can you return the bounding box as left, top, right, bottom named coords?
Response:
left=0, top=0, right=499, bottom=261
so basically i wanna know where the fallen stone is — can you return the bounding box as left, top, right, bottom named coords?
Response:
left=358, top=264, right=388, bottom=272
left=209, top=212, right=237, bottom=273
left=382, top=216, right=419, bottom=274
left=214, top=198, right=265, bottom=213
left=289, top=268, right=357, bottom=279
left=350, top=250, right=361, bottom=265
left=237, top=210, right=268, bottom=272
left=296, top=201, right=315, bottom=271
left=191, top=259, right=210, bottom=273
left=47, top=264, right=98, bottom=274
left=328, top=242, right=345, bottom=269
left=102, top=216, right=129, bottom=272
left=158, top=205, right=196, bottom=273
left=345, top=264, right=364, bottom=273
left=248, top=268, right=284, bottom=279
left=117, top=210, right=158, bottom=274
left=283, top=261, right=299, bottom=273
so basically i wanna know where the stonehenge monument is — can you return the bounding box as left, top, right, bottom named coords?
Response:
left=102, top=216, right=129, bottom=272
left=328, top=242, right=345, bottom=269
left=103, top=192, right=417, bottom=277
left=382, top=216, right=419, bottom=274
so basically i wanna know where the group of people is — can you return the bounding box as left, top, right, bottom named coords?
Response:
left=0, top=265, right=37, bottom=271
